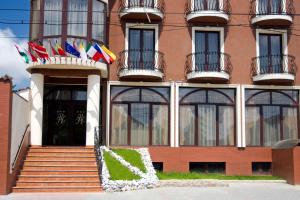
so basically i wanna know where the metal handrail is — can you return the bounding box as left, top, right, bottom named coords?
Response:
left=185, top=0, right=231, bottom=15
left=120, top=0, right=165, bottom=14
left=12, top=124, right=30, bottom=170
left=250, top=0, right=294, bottom=18
left=251, top=54, right=297, bottom=76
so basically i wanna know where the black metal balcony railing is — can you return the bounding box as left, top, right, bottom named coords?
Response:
left=250, top=0, right=294, bottom=18
left=120, top=0, right=165, bottom=14
left=185, top=52, right=232, bottom=75
left=251, top=54, right=296, bottom=76
left=118, top=49, right=165, bottom=75
left=186, top=0, right=230, bottom=16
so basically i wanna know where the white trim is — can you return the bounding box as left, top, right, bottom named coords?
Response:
left=175, top=83, right=241, bottom=147
left=253, top=73, right=295, bottom=82
left=175, top=83, right=180, bottom=147
left=255, top=29, right=288, bottom=78
left=241, top=85, right=300, bottom=147
left=187, top=71, right=229, bottom=81
left=107, top=81, right=173, bottom=147
left=170, top=82, right=175, bottom=147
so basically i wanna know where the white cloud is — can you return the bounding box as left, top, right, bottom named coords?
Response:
left=0, top=28, right=30, bottom=87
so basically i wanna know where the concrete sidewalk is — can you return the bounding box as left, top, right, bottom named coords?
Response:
left=1, top=183, right=300, bottom=200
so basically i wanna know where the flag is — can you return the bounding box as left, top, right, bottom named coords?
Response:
left=15, top=45, right=29, bottom=64
left=87, top=44, right=102, bottom=62
left=49, top=41, right=58, bottom=56
left=56, top=42, right=66, bottom=56
left=94, top=43, right=111, bottom=64
left=65, top=41, right=80, bottom=58
left=101, top=45, right=116, bottom=63
left=79, top=42, right=87, bottom=61
left=26, top=49, right=38, bottom=62
left=28, top=42, right=49, bottom=60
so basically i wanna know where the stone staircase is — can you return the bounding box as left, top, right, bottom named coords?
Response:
left=12, top=146, right=102, bottom=193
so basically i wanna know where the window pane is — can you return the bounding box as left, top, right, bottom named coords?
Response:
left=180, top=106, right=195, bottom=145
left=44, top=0, right=62, bottom=36
left=208, top=90, right=233, bottom=104
left=246, top=107, right=261, bottom=146
left=68, top=0, right=88, bottom=37
left=72, top=91, right=87, bottom=101
left=263, top=106, right=280, bottom=146
left=113, top=89, right=140, bottom=102
left=152, top=105, right=168, bottom=145
left=141, top=89, right=166, bottom=103
left=283, top=107, right=298, bottom=140
left=246, top=91, right=270, bottom=105
left=195, top=31, right=205, bottom=71
left=92, top=0, right=105, bottom=42
left=131, top=104, right=149, bottom=146
left=181, top=90, right=206, bottom=103
left=272, top=92, right=296, bottom=105
left=219, top=106, right=235, bottom=146
left=198, top=105, right=216, bottom=146
left=111, top=105, right=128, bottom=145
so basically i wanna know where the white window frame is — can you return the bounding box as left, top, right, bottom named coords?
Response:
left=175, top=83, right=242, bottom=147
left=255, top=0, right=287, bottom=15
left=191, top=0, right=224, bottom=11
left=241, top=85, right=300, bottom=147
left=124, top=23, right=159, bottom=70
left=192, top=26, right=225, bottom=71
left=106, top=81, right=175, bottom=147
left=256, top=29, right=288, bottom=74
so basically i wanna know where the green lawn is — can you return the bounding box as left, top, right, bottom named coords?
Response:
left=157, top=172, right=282, bottom=180
left=103, top=151, right=141, bottom=180
left=112, top=149, right=147, bottom=173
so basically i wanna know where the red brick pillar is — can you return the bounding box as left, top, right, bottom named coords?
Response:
left=0, top=76, right=12, bottom=194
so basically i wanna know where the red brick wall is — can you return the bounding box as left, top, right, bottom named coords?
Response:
left=293, top=147, right=300, bottom=184
left=149, top=147, right=272, bottom=176
left=272, top=149, right=294, bottom=184
left=0, top=77, right=12, bottom=194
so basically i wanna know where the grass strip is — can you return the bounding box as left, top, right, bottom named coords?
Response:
left=112, top=149, right=147, bottom=173
left=104, top=151, right=141, bottom=180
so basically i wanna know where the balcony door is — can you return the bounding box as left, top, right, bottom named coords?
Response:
left=258, top=0, right=283, bottom=15
left=195, top=31, right=220, bottom=72
left=194, top=0, right=219, bottom=11
left=129, top=28, right=155, bottom=70
left=259, top=34, right=283, bottom=73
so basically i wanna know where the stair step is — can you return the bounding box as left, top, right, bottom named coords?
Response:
left=29, top=148, right=94, bottom=153
left=26, top=156, right=96, bottom=161
left=24, top=161, right=97, bottom=166
left=18, top=175, right=99, bottom=182
left=16, top=181, right=100, bottom=187
left=27, top=152, right=95, bottom=157
left=20, top=170, right=99, bottom=176
left=12, top=186, right=102, bottom=193
left=23, top=165, right=97, bottom=171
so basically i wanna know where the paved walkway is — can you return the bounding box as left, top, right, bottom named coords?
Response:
left=1, top=183, right=300, bottom=200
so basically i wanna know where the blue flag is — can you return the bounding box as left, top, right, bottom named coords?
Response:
left=65, top=41, right=80, bottom=58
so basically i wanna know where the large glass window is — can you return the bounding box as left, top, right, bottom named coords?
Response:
left=68, top=0, right=88, bottom=37
left=258, top=0, right=283, bottom=15
left=110, top=86, right=170, bottom=146
left=259, top=34, right=283, bottom=73
left=44, top=0, right=62, bottom=36
left=179, top=88, right=236, bottom=146
left=194, top=31, right=220, bottom=72
left=194, top=0, right=219, bottom=11
left=128, top=28, right=155, bottom=70
left=92, top=0, right=106, bottom=42
left=245, top=89, right=299, bottom=147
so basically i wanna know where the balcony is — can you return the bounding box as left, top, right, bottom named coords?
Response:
left=251, top=55, right=296, bottom=84
left=185, top=52, right=232, bottom=82
left=119, top=0, right=165, bottom=21
left=117, top=49, right=165, bottom=81
left=185, top=0, right=230, bottom=24
left=250, top=0, right=294, bottom=26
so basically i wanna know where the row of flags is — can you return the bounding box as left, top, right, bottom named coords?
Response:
left=15, top=41, right=116, bottom=65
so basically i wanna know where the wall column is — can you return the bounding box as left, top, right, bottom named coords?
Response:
left=86, top=75, right=101, bottom=146
left=30, top=73, right=44, bottom=146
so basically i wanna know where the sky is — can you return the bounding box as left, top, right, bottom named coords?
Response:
left=0, top=1, right=31, bottom=89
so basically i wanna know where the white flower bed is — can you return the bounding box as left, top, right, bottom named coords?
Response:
left=100, top=146, right=158, bottom=192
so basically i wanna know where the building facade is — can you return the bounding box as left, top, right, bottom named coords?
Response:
left=26, top=0, right=300, bottom=175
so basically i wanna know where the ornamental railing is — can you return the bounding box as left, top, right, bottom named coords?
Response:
left=94, top=126, right=104, bottom=184
left=251, top=54, right=296, bottom=76
left=250, top=0, right=294, bottom=18
left=117, top=49, right=165, bottom=75
left=120, top=0, right=165, bottom=14
left=185, top=0, right=231, bottom=15
left=185, top=52, right=232, bottom=75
